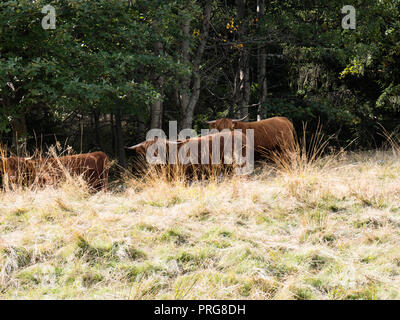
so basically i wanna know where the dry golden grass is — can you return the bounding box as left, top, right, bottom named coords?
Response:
left=0, top=146, right=100, bottom=194
left=1, top=137, right=400, bottom=299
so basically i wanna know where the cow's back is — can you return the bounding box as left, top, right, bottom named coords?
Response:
left=235, top=116, right=295, bottom=156
left=183, top=131, right=251, bottom=176
left=69, top=152, right=109, bottom=190
left=37, top=152, right=109, bottom=191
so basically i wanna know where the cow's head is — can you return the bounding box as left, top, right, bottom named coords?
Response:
left=207, top=114, right=248, bottom=131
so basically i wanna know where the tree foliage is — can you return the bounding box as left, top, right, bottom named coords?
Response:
left=0, top=0, right=399, bottom=160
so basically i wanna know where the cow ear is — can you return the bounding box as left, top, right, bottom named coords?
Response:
left=230, top=122, right=236, bottom=130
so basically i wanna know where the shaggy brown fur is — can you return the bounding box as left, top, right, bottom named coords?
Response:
left=33, top=152, right=109, bottom=191
left=209, top=116, right=296, bottom=159
left=126, top=131, right=253, bottom=177
left=0, top=156, right=30, bottom=185
left=1, top=152, right=109, bottom=191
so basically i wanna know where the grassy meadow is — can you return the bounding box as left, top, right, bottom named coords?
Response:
left=1, top=143, right=400, bottom=299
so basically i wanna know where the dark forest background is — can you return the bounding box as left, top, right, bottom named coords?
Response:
left=1, top=0, right=400, bottom=167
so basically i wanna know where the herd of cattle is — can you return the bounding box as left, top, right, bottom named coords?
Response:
left=0, top=116, right=295, bottom=191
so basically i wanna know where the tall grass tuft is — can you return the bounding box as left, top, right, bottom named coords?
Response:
left=124, top=152, right=243, bottom=192
left=379, top=125, right=400, bottom=159
left=0, top=144, right=91, bottom=194
left=269, top=122, right=343, bottom=176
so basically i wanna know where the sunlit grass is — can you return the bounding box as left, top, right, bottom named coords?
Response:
left=1, top=137, right=400, bottom=299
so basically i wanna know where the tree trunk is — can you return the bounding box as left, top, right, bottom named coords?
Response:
left=137, top=118, right=146, bottom=142
left=179, top=5, right=191, bottom=127
left=115, top=107, right=127, bottom=168
left=178, top=0, right=212, bottom=129
left=110, top=113, right=116, bottom=158
left=235, top=0, right=250, bottom=120
left=150, top=55, right=164, bottom=129
left=150, top=18, right=165, bottom=129
left=238, top=54, right=250, bottom=119
left=150, top=88, right=164, bottom=129
left=180, top=73, right=201, bottom=129
left=257, top=0, right=267, bottom=120
left=93, top=109, right=101, bottom=148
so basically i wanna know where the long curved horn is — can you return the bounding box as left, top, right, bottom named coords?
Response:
left=232, top=114, right=248, bottom=122
left=24, top=156, right=33, bottom=161
left=168, top=140, right=185, bottom=145
left=207, top=120, right=217, bottom=124
left=125, top=143, right=142, bottom=150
